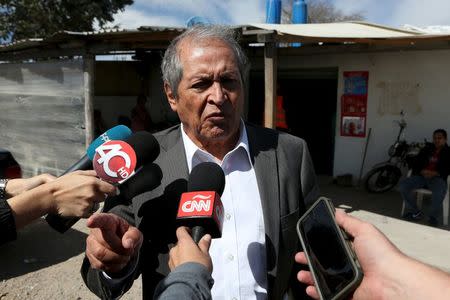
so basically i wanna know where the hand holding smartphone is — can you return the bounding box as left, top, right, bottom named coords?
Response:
left=297, top=197, right=363, bottom=300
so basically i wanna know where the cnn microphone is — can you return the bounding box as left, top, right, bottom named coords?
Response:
left=47, top=131, right=160, bottom=233
left=176, top=162, right=225, bottom=243
left=61, top=125, right=132, bottom=175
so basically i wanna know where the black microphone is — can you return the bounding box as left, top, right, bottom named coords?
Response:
left=61, top=157, right=92, bottom=175
left=119, top=163, right=163, bottom=201
left=176, top=162, right=225, bottom=243
left=47, top=132, right=160, bottom=233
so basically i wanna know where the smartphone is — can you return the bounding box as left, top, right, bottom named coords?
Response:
left=296, top=197, right=363, bottom=300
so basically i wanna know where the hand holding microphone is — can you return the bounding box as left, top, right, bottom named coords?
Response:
left=47, top=129, right=161, bottom=233
left=155, top=227, right=213, bottom=300
left=162, top=164, right=223, bottom=297
left=46, top=170, right=116, bottom=218
left=4, top=170, right=115, bottom=231
left=168, top=226, right=212, bottom=272
left=46, top=125, right=133, bottom=232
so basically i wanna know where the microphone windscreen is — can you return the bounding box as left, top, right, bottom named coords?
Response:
left=188, top=162, right=225, bottom=196
left=87, top=125, right=132, bottom=159
left=125, top=131, right=160, bottom=167
left=120, top=163, right=163, bottom=200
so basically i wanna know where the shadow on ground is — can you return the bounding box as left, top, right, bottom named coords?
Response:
left=318, top=176, right=449, bottom=231
left=0, top=219, right=87, bottom=280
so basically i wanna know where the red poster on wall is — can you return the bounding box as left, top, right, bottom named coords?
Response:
left=341, top=95, right=367, bottom=115
left=341, top=71, right=369, bottom=137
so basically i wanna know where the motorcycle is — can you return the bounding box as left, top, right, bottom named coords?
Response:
left=364, top=112, right=424, bottom=193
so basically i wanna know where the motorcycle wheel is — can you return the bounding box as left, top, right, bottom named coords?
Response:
left=364, top=165, right=402, bottom=193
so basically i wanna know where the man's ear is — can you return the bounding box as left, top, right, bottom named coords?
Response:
left=164, top=82, right=177, bottom=112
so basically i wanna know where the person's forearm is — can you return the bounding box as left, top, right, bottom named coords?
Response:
left=404, top=257, right=450, bottom=300
left=4, top=174, right=55, bottom=198
left=388, top=255, right=450, bottom=300
left=154, top=263, right=213, bottom=300
left=6, top=183, right=55, bottom=229
left=4, top=178, right=28, bottom=198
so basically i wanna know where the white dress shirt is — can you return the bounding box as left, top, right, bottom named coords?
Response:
left=181, top=121, right=268, bottom=300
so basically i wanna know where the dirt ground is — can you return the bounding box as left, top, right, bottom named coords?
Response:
left=0, top=218, right=142, bottom=300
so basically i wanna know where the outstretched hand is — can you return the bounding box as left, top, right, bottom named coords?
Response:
left=296, top=210, right=405, bottom=300
left=86, top=213, right=143, bottom=274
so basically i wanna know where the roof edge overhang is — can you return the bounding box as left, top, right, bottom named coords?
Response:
left=1, top=23, right=450, bottom=61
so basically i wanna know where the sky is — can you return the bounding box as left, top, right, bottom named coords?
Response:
left=109, top=0, right=450, bottom=30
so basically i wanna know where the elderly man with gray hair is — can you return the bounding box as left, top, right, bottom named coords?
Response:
left=81, top=25, right=318, bottom=300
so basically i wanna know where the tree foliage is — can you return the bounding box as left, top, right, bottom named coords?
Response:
left=0, top=0, right=133, bottom=41
left=282, top=0, right=365, bottom=24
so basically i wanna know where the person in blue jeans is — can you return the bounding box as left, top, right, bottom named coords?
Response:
left=399, top=129, right=450, bottom=226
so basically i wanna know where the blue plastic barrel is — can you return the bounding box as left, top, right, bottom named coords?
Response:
left=266, top=0, right=281, bottom=24
left=186, top=16, right=211, bottom=27
left=292, top=0, right=308, bottom=24
left=292, top=0, right=307, bottom=47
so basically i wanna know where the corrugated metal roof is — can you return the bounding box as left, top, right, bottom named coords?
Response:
left=0, top=38, right=43, bottom=51
left=0, top=28, right=132, bottom=50
left=0, top=26, right=185, bottom=53
left=138, top=25, right=185, bottom=32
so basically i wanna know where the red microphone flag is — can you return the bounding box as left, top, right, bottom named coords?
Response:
left=176, top=191, right=224, bottom=239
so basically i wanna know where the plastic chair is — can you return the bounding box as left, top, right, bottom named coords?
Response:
left=401, top=170, right=449, bottom=226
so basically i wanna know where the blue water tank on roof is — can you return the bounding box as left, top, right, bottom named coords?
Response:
left=292, top=0, right=308, bottom=24
left=266, top=0, right=281, bottom=24
left=186, top=16, right=211, bottom=27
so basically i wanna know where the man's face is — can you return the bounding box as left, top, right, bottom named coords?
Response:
left=165, top=38, right=244, bottom=147
left=433, top=132, right=447, bottom=148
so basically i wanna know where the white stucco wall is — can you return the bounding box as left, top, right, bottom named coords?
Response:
left=277, top=49, right=450, bottom=179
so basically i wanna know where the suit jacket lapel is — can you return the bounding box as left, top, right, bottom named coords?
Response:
left=158, top=126, right=189, bottom=183
left=246, top=124, right=280, bottom=280
left=133, top=126, right=189, bottom=219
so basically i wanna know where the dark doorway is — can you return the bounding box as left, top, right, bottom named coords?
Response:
left=248, top=68, right=337, bottom=175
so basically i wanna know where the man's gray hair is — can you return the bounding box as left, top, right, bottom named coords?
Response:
left=161, top=25, right=249, bottom=98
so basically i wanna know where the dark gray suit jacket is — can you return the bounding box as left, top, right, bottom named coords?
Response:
left=81, top=123, right=319, bottom=299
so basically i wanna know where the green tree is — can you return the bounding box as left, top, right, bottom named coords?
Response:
left=282, top=0, right=365, bottom=24
left=0, top=0, right=133, bottom=41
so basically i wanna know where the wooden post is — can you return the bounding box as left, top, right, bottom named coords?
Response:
left=83, top=54, right=95, bottom=147
left=264, top=42, right=277, bottom=129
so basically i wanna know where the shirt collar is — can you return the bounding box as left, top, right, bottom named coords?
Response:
left=180, top=120, right=252, bottom=172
